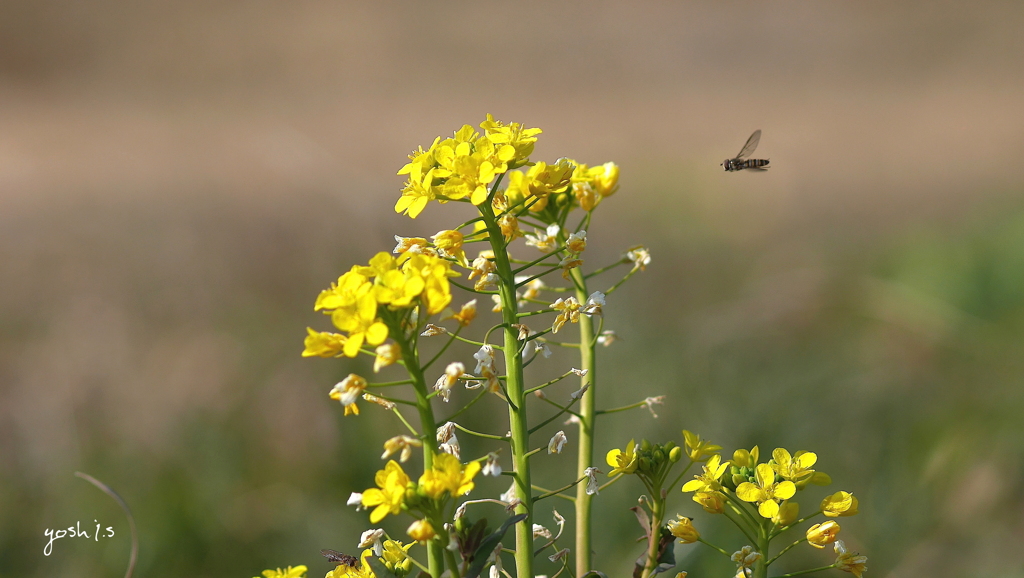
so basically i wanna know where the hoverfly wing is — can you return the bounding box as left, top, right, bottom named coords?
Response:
left=321, top=549, right=359, bottom=567
left=734, top=129, right=761, bottom=160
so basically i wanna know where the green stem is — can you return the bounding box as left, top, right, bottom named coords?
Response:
left=395, top=324, right=443, bottom=578
left=480, top=199, right=534, bottom=578
left=697, top=537, right=732, bottom=558
left=568, top=265, right=597, bottom=577
left=453, top=422, right=509, bottom=441
left=535, top=476, right=586, bottom=502
left=765, top=538, right=806, bottom=566
left=639, top=494, right=665, bottom=578
left=770, top=564, right=837, bottom=578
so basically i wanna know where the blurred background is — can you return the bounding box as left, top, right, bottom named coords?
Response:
left=3, top=2, right=1024, bottom=577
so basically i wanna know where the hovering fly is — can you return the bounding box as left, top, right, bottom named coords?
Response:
left=321, top=549, right=360, bottom=568
left=722, top=130, right=770, bottom=171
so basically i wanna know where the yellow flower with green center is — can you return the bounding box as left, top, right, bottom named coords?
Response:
left=821, top=491, right=859, bottom=517
left=381, top=539, right=414, bottom=574
left=325, top=551, right=375, bottom=578
left=605, top=439, right=639, bottom=476
left=398, top=137, right=441, bottom=184
left=418, top=452, right=481, bottom=499
left=480, top=114, right=540, bottom=169
left=402, top=254, right=456, bottom=315
left=526, top=159, right=574, bottom=198
left=396, top=167, right=439, bottom=219
left=301, top=328, right=347, bottom=358
left=681, top=454, right=728, bottom=493
left=256, top=565, right=307, bottom=578
left=361, top=460, right=411, bottom=523
left=736, top=463, right=797, bottom=519
left=771, top=448, right=818, bottom=485
left=666, top=515, right=700, bottom=544
left=330, top=292, right=388, bottom=358
left=682, top=430, right=722, bottom=462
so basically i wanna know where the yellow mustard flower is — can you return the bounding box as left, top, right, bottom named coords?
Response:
left=737, top=465, right=798, bottom=518
left=256, top=565, right=307, bottom=578
left=772, top=448, right=817, bottom=486
left=361, top=460, right=410, bottom=523
left=325, top=550, right=374, bottom=578
left=407, top=519, right=436, bottom=542
left=329, top=291, right=388, bottom=358
left=418, top=452, right=481, bottom=500
left=731, top=446, right=760, bottom=468
left=398, top=137, right=441, bottom=184
left=593, top=162, right=620, bottom=197
left=833, top=540, right=867, bottom=577
left=480, top=114, right=541, bottom=169
left=565, top=230, right=587, bottom=254
left=605, top=439, right=639, bottom=476
left=821, top=491, right=859, bottom=517
left=526, top=159, right=575, bottom=198
left=315, top=268, right=370, bottom=312
left=667, top=515, right=700, bottom=544
left=682, top=430, right=723, bottom=462
left=572, top=182, right=600, bottom=212
left=736, top=464, right=797, bottom=519
left=505, top=170, right=549, bottom=212
left=302, top=328, right=347, bottom=358
left=693, top=491, right=726, bottom=514
left=402, top=254, right=456, bottom=315
left=431, top=230, right=467, bottom=266
left=396, top=167, right=438, bottom=219
left=497, top=213, right=522, bottom=241
left=682, top=454, right=729, bottom=493
left=806, top=520, right=840, bottom=548
left=381, top=539, right=414, bottom=574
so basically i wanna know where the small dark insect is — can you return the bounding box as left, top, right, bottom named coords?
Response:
left=722, top=130, right=770, bottom=171
left=321, top=549, right=359, bottom=568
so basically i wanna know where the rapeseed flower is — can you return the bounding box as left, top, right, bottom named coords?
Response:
left=833, top=541, right=867, bottom=577
left=682, top=455, right=729, bottom=493
left=301, top=328, right=347, bottom=358
left=330, top=374, right=368, bottom=416
left=667, top=515, right=700, bottom=543
left=821, top=491, right=859, bottom=517
left=255, top=566, right=307, bottom=578
left=606, top=439, right=639, bottom=476
left=362, top=460, right=411, bottom=523
left=683, top=430, right=723, bottom=462
left=407, top=519, right=436, bottom=542
left=736, top=464, right=797, bottom=519
left=806, top=520, right=841, bottom=548
left=418, top=452, right=481, bottom=499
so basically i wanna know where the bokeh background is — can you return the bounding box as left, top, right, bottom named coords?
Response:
left=3, top=2, right=1024, bottom=577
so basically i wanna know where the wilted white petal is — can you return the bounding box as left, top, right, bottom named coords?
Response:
left=533, top=524, right=552, bottom=540
left=584, top=467, right=602, bottom=495
left=547, top=431, right=568, bottom=454
left=347, top=492, right=365, bottom=511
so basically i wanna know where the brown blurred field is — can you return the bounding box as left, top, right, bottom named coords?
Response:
left=3, top=2, right=1024, bottom=577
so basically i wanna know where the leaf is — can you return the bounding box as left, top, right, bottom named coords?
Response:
left=463, top=513, right=528, bottom=578
left=365, top=556, right=400, bottom=578
left=631, top=506, right=652, bottom=541
left=632, top=525, right=676, bottom=578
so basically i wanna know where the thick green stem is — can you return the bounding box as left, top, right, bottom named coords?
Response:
left=398, top=334, right=443, bottom=578
left=570, top=266, right=597, bottom=576
left=480, top=201, right=534, bottom=578
left=639, top=497, right=665, bottom=578
left=753, top=522, right=770, bottom=578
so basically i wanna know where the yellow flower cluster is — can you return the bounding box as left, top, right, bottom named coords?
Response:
left=396, top=115, right=541, bottom=218
left=303, top=252, right=457, bottom=358
left=360, top=454, right=481, bottom=524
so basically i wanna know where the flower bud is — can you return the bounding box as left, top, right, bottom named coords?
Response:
left=653, top=449, right=666, bottom=464
left=806, top=521, right=840, bottom=549
left=666, top=515, right=699, bottom=544
left=407, top=519, right=436, bottom=542
left=669, top=446, right=683, bottom=463
left=640, top=439, right=652, bottom=452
